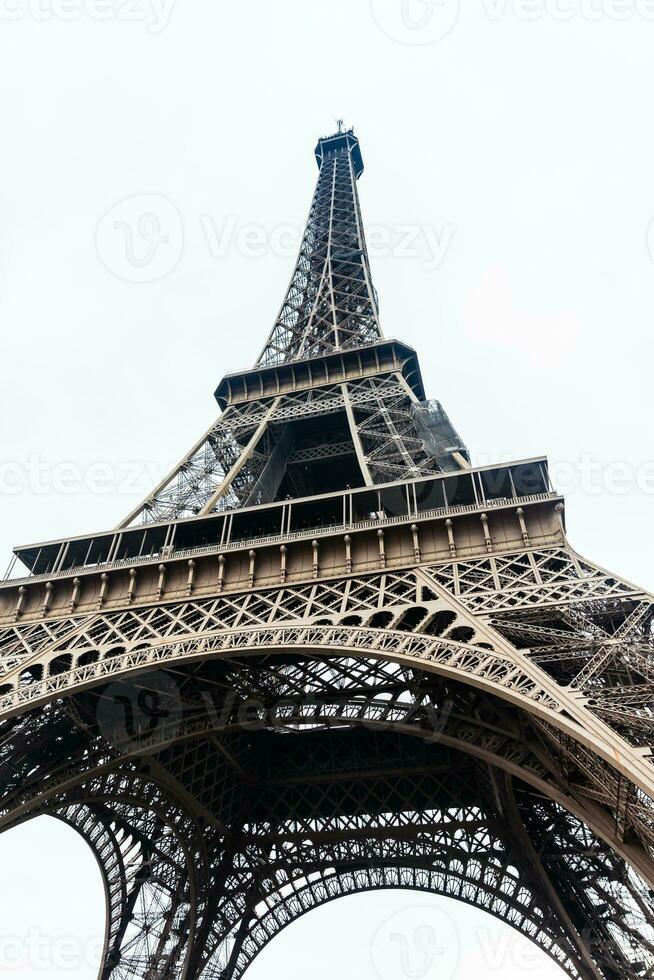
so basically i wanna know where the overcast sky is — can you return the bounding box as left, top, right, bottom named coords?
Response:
left=1, top=1, right=653, bottom=977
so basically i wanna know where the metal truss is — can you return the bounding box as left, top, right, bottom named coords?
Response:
left=121, top=375, right=458, bottom=527
left=56, top=771, right=212, bottom=978
left=288, top=439, right=353, bottom=463
left=120, top=371, right=454, bottom=526
left=119, top=396, right=282, bottom=526
left=346, top=375, right=440, bottom=482
left=3, top=127, right=653, bottom=978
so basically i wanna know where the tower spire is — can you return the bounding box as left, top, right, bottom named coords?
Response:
left=256, top=126, right=380, bottom=367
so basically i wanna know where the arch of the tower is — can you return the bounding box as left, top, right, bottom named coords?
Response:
left=49, top=712, right=654, bottom=980
left=221, top=791, right=654, bottom=980
left=4, top=723, right=640, bottom=980
left=1, top=629, right=654, bottom=979
left=1, top=615, right=653, bottom=835
left=49, top=773, right=214, bottom=979
left=197, top=856, right=582, bottom=979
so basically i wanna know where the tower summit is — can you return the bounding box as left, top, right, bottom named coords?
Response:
left=0, top=130, right=653, bottom=979
left=314, top=126, right=364, bottom=175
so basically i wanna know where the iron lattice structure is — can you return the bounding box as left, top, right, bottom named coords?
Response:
left=1, top=128, right=653, bottom=979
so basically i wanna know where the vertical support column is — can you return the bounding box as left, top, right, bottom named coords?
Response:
left=516, top=507, right=531, bottom=548
left=107, top=533, right=122, bottom=564
left=445, top=518, right=456, bottom=558
left=157, top=564, right=166, bottom=599
left=98, top=572, right=109, bottom=607
left=480, top=513, right=493, bottom=553
left=127, top=568, right=137, bottom=604
left=377, top=529, right=386, bottom=569
left=555, top=502, right=566, bottom=537
left=69, top=578, right=81, bottom=611
left=344, top=535, right=352, bottom=574
left=54, top=541, right=70, bottom=574
left=15, top=585, right=26, bottom=619
left=42, top=581, right=53, bottom=615
left=341, top=383, right=373, bottom=486
left=411, top=524, right=421, bottom=563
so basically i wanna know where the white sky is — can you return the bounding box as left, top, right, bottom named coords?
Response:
left=1, top=1, right=653, bottom=977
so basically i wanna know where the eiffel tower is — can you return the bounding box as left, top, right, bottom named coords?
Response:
left=1, top=126, right=653, bottom=979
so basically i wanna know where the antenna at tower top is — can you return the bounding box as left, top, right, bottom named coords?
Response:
left=336, top=118, right=344, bottom=133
